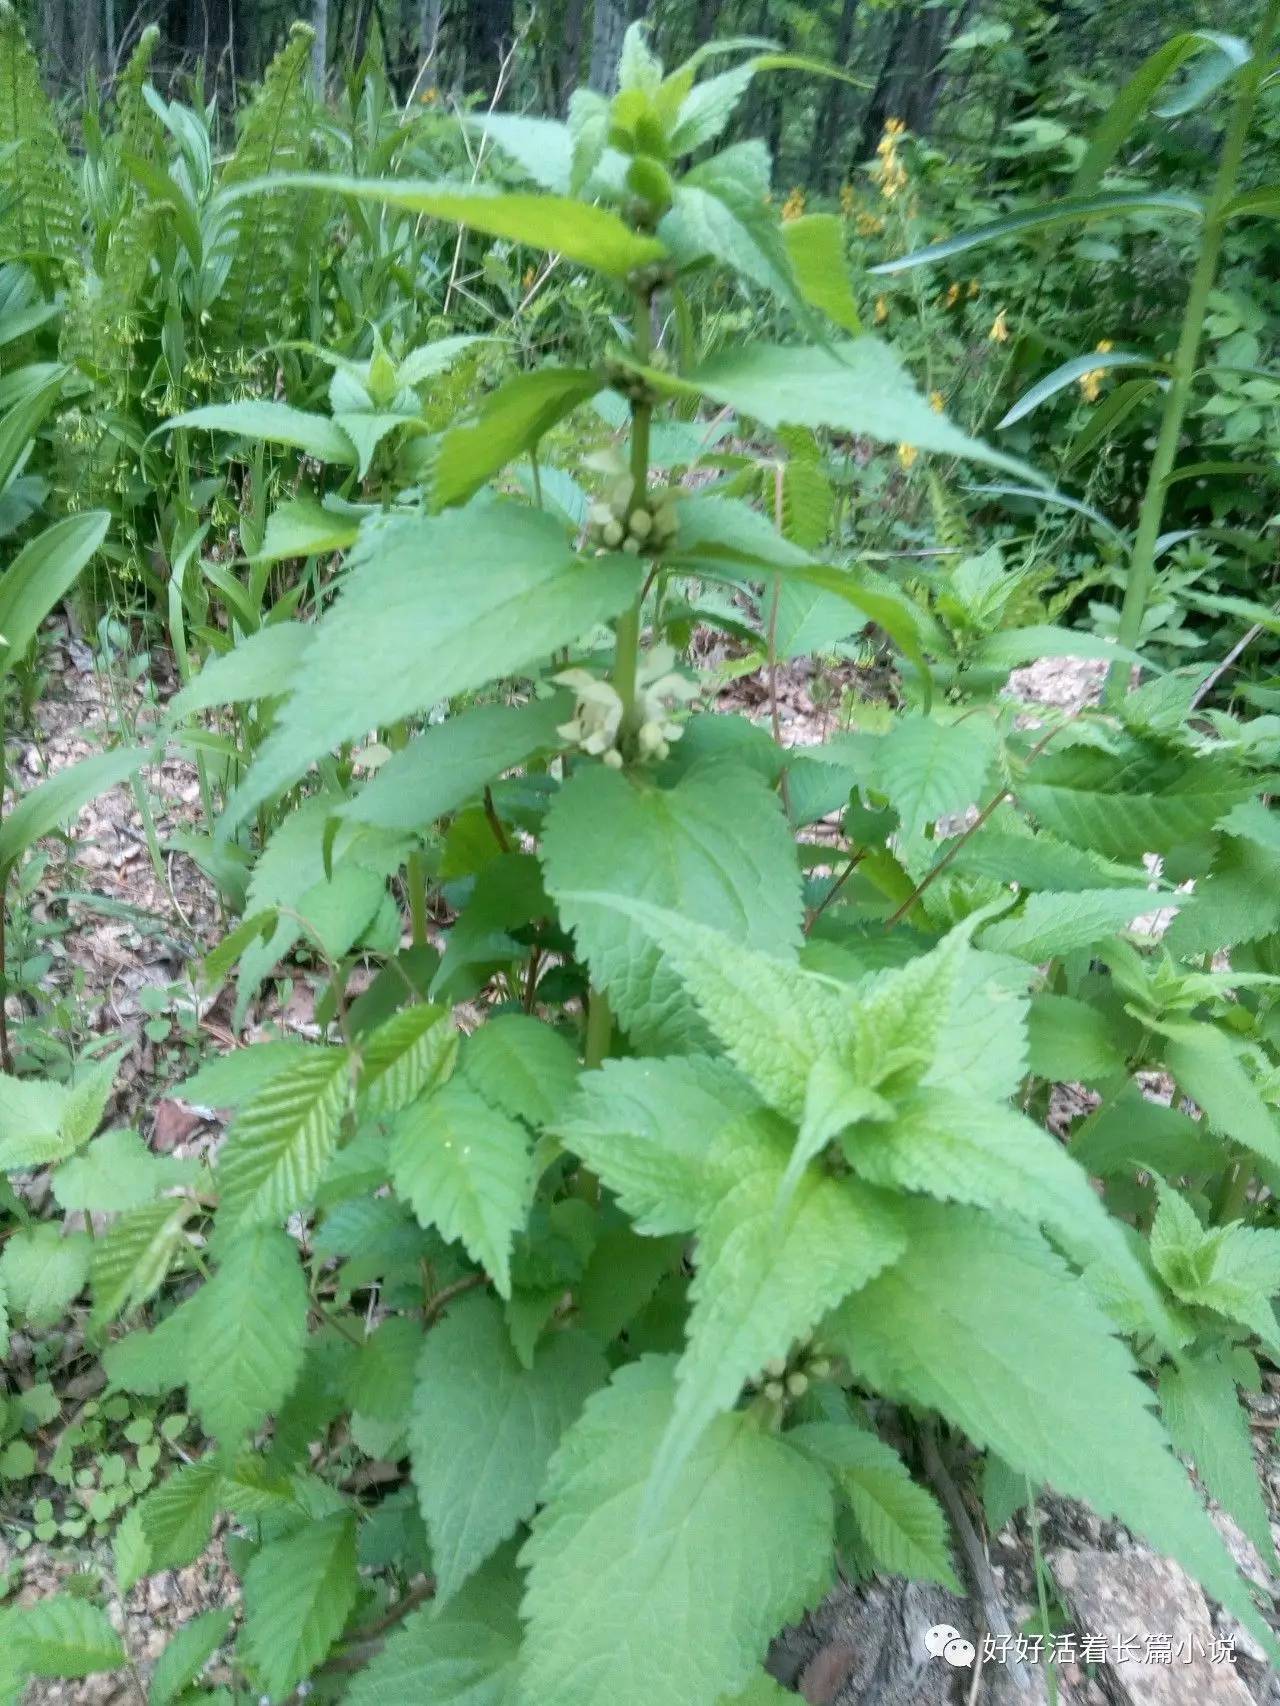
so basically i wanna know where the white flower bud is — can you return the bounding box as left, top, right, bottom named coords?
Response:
left=763, top=1357, right=788, bottom=1379
left=602, top=747, right=624, bottom=769
left=763, top=1381, right=785, bottom=1403
left=602, top=519, right=625, bottom=548
left=786, top=1372, right=809, bottom=1398
left=628, top=508, right=653, bottom=540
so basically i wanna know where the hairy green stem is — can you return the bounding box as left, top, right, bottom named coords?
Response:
left=1106, top=0, right=1280, bottom=704
left=1213, top=1157, right=1253, bottom=1226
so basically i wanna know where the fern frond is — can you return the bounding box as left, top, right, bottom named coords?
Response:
left=211, top=22, right=316, bottom=353
left=0, top=2, right=81, bottom=271
left=926, top=470, right=972, bottom=558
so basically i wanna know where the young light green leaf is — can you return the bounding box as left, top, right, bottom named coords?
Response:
left=522, top=1356, right=832, bottom=1706
left=254, top=496, right=361, bottom=564
left=1162, top=1021, right=1280, bottom=1171
left=91, top=1197, right=196, bottom=1324
left=166, top=623, right=311, bottom=721
left=979, top=889, right=1167, bottom=960
left=873, top=713, right=999, bottom=838
left=216, top=1048, right=351, bottom=1228
left=6, top=1597, right=125, bottom=1678
left=53, top=1129, right=197, bottom=1214
left=781, top=215, right=861, bottom=333
left=459, top=1014, right=580, bottom=1130
left=184, top=1226, right=309, bottom=1442
left=0, top=1225, right=90, bottom=1327
left=411, top=1295, right=606, bottom=1604
left=390, top=1080, right=532, bottom=1297
left=790, top=1423, right=960, bottom=1590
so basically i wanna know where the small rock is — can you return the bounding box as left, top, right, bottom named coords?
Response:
left=1051, top=1546, right=1256, bottom=1706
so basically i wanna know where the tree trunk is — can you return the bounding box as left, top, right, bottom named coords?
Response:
left=558, top=0, right=588, bottom=109
left=311, top=0, right=328, bottom=93
left=856, top=3, right=915, bottom=156
left=70, top=0, right=101, bottom=88
left=463, top=0, right=516, bottom=93
left=809, top=0, right=859, bottom=189
left=692, top=0, right=717, bottom=49
left=588, top=0, right=626, bottom=94
left=40, top=0, right=68, bottom=88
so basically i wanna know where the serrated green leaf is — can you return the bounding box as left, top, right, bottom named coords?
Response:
left=241, top=1512, right=358, bottom=1698
left=167, top=624, right=311, bottom=721
left=343, top=1551, right=523, bottom=1706
left=557, top=1054, right=761, bottom=1234
left=0, top=1073, right=71, bottom=1169
left=1160, top=1350, right=1277, bottom=1569
left=91, top=1198, right=196, bottom=1324
left=7, top=1596, right=125, bottom=1678
left=782, top=215, right=861, bottom=333
left=254, top=496, right=361, bottom=564
left=542, top=764, right=803, bottom=1054
left=1162, top=1020, right=1280, bottom=1170
left=357, top=1005, right=456, bottom=1118
left=521, top=1357, right=833, bottom=1706
left=827, top=1199, right=1273, bottom=1658
left=1027, top=993, right=1125, bottom=1082
left=0, top=1224, right=90, bottom=1327
left=341, top=696, right=567, bottom=833
left=149, top=1607, right=235, bottom=1706
left=348, top=1315, right=422, bottom=1421
left=411, top=1295, right=605, bottom=1604
left=653, top=1110, right=903, bottom=1506
left=873, top=714, right=999, bottom=838
left=216, top=1049, right=351, bottom=1228
left=459, top=1014, right=580, bottom=1130
left=231, top=174, right=667, bottom=278
left=790, top=1423, right=959, bottom=1589
left=184, top=1227, right=309, bottom=1442
left=228, top=506, right=641, bottom=825
left=112, top=1503, right=150, bottom=1595
left=136, top=1458, right=223, bottom=1571
left=103, top=1306, right=193, bottom=1396
left=53, top=1129, right=196, bottom=1214
left=978, top=888, right=1164, bottom=960
left=433, top=368, right=602, bottom=509
left=390, top=1081, right=532, bottom=1297
left=159, top=401, right=357, bottom=465
left=175, top=1041, right=311, bottom=1110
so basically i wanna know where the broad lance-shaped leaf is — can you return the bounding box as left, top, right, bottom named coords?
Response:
left=1161, top=1020, right=1280, bottom=1171
left=150, top=1608, right=236, bottom=1706
left=158, top=401, right=357, bottom=466
left=645, top=339, right=1046, bottom=484
left=223, top=173, right=667, bottom=278
left=649, top=1110, right=905, bottom=1514
left=226, top=505, right=642, bottom=827
left=254, top=496, right=361, bottom=564
left=0, top=511, right=108, bottom=683
left=458, top=1013, right=580, bottom=1130
left=0, top=1225, right=90, bottom=1328
left=390, top=1080, right=532, bottom=1297
left=0, top=746, right=151, bottom=876
left=848, top=1090, right=1181, bottom=1350
left=341, top=695, right=568, bottom=832
left=1160, top=1350, right=1277, bottom=1569
left=135, top=1457, right=223, bottom=1571
left=432, top=368, right=603, bottom=509
left=166, top=623, right=311, bottom=721
left=90, top=1199, right=195, bottom=1324
left=872, top=712, right=999, bottom=838
left=215, top=1048, right=351, bottom=1227
left=520, top=1357, right=833, bottom=1706
left=556, top=1054, right=763, bottom=1234
left=826, top=1200, right=1277, bottom=1661
left=410, top=1296, right=606, bottom=1604
left=790, top=1423, right=960, bottom=1591
left=183, top=1226, right=308, bottom=1442
left=541, top=763, right=804, bottom=1055
left=4, top=1596, right=125, bottom=1678
left=240, top=1513, right=358, bottom=1699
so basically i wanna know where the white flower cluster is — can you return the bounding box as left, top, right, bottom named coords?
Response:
left=555, top=645, right=698, bottom=769
left=587, top=474, right=678, bottom=556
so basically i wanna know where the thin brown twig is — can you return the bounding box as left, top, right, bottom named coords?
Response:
left=483, top=785, right=511, bottom=853
left=804, top=850, right=866, bottom=935
left=423, top=1271, right=487, bottom=1327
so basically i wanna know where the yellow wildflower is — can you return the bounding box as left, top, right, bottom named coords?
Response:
left=989, top=308, right=1011, bottom=344
left=884, top=117, right=906, bottom=135
left=968, top=278, right=980, bottom=298
left=840, top=183, right=856, bottom=219
left=944, top=281, right=962, bottom=309
left=781, top=186, right=806, bottom=222
left=857, top=211, right=884, bottom=237
left=1078, top=340, right=1115, bottom=404
left=522, top=265, right=536, bottom=291
left=929, top=390, right=945, bottom=413
left=875, top=295, right=889, bottom=325
left=875, top=118, right=909, bottom=200
left=897, top=443, right=919, bottom=470
left=420, top=85, right=438, bottom=103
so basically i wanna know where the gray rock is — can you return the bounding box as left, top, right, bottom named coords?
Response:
left=1051, top=1547, right=1256, bottom=1706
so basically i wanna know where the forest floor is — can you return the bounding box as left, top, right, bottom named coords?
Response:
left=3, top=636, right=1278, bottom=1706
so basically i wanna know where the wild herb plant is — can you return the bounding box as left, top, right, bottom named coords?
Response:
left=4, top=17, right=1280, bottom=1706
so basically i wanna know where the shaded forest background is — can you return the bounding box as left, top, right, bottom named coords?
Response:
left=14, top=0, right=1268, bottom=188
